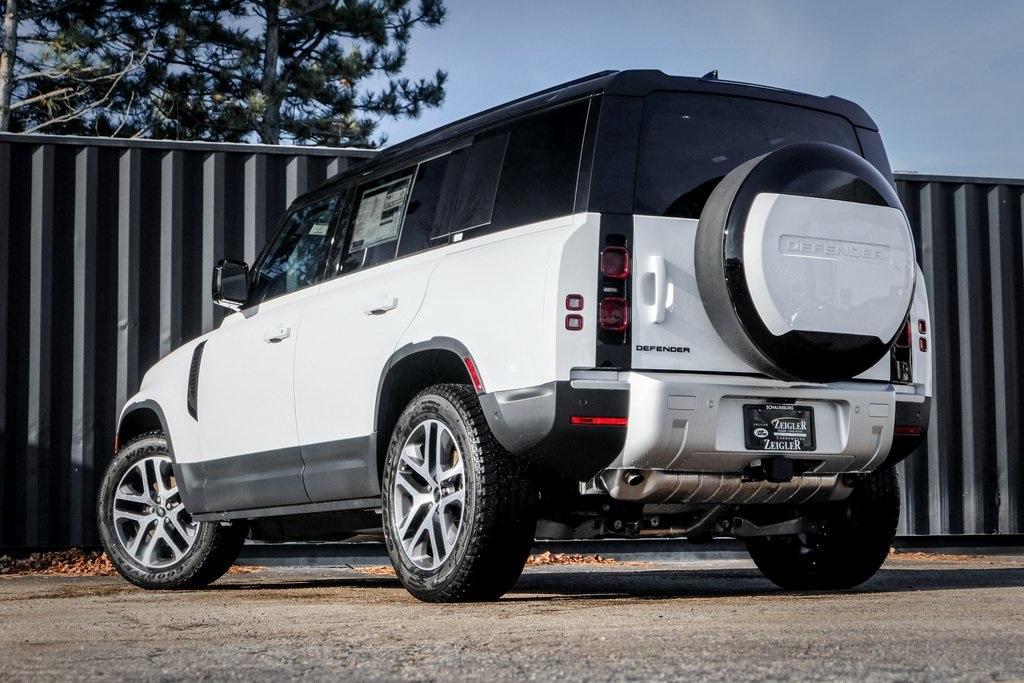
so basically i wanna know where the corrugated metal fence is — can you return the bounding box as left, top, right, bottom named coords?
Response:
left=0, top=132, right=1021, bottom=546
left=0, top=133, right=372, bottom=547
left=896, top=174, right=1024, bottom=536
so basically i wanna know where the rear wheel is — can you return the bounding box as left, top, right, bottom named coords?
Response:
left=98, top=431, right=246, bottom=589
left=745, top=467, right=900, bottom=590
left=382, top=384, right=536, bottom=602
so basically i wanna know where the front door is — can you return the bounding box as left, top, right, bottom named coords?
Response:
left=196, top=195, right=339, bottom=513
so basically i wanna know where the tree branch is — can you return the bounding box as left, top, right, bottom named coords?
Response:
left=21, top=47, right=146, bottom=132
left=10, top=85, right=73, bottom=109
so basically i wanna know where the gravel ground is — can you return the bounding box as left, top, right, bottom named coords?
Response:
left=1, top=553, right=1023, bottom=681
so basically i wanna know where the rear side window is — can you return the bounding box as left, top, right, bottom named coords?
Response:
left=249, top=196, right=337, bottom=304
left=636, top=92, right=862, bottom=219
left=341, top=172, right=414, bottom=271
left=450, top=100, right=589, bottom=237
left=491, top=101, right=589, bottom=231
left=397, top=154, right=458, bottom=258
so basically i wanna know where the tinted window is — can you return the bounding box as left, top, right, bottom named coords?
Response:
left=490, top=101, right=589, bottom=231
left=397, top=154, right=457, bottom=258
left=341, top=171, right=414, bottom=272
left=450, top=100, right=589, bottom=237
left=250, top=196, right=337, bottom=304
left=451, top=132, right=506, bottom=231
left=636, top=92, right=862, bottom=218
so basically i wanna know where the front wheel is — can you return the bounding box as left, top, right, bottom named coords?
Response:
left=746, top=467, right=900, bottom=590
left=382, top=384, right=537, bottom=602
left=98, top=431, right=246, bottom=589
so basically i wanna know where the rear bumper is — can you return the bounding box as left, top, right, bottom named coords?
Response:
left=481, top=371, right=929, bottom=483
left=609, top=371, right=925, bottom=476
left=886, top=394, right=931, bottom=466
left=480, top=380, right=629, bottom=479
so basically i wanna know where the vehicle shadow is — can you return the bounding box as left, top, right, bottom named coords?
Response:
left=208, top=563, right=1024, bottom=600
left=502, top=565, right=1024, bottom=601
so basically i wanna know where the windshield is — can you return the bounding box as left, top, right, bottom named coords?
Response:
left=635, top=92, right=862, bottom=218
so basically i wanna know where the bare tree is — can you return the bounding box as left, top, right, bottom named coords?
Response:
left=0, top=1, right=150, bottom=135
left=0, top=0, right=18, bottom=130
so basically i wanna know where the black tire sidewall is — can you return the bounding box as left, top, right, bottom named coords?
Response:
left=382, top=391, right=484, bottom=594
left=747, top=468, right=900, bottom=590
left=97, top=433, right=225, bottom=589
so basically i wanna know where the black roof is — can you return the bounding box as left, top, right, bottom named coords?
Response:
left=315, top=69, right=878, bottom=193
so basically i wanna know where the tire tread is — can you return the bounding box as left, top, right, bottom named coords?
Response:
left=98, top=430, right=246, bottom=590
left=384, top=384, right=536, bottom=602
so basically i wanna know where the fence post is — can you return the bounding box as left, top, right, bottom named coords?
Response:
left=116, top=148, right=142, bottom=415
left=27, top=144, right=54, bottom=545
left=71, top=147, right=98, bottom=545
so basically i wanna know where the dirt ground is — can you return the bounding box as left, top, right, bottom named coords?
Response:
left=2, top=553, right=1023, bottom=681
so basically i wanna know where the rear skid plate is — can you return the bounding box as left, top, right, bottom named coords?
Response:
left=596, top=469, right=852, bottom=505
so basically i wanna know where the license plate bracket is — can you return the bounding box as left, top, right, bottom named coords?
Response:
left=743, top=403, right=816, bottom=452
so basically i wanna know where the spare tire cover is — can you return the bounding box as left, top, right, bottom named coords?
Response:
left=694, top=142, right=915, bottom=383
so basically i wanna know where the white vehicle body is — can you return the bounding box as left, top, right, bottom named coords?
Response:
left=115, top=71, right=931, bottom=536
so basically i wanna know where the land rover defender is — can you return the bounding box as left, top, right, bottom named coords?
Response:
left=99, top=70, right=931, bottom=601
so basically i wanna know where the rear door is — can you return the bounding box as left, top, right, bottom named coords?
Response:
left=631, top=215, right=751, bottom=373
left=293, top=153, right=460, bottom=502
left=628, top=91, right=891, bottom=380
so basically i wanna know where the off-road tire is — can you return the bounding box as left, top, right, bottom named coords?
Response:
left=746, top=467, right=900, bottom=590
left=98, top=431, right=247, bottom=589
left=382, top=384, right=537, bottom=602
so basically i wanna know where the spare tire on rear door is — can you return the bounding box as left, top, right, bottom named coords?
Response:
left=694, top=142, right=915, bottom=383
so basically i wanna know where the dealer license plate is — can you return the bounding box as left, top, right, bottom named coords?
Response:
left=743, top=403, right=816, bottom=452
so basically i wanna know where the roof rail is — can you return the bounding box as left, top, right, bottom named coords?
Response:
left=380, top=70, right=618, bottom=153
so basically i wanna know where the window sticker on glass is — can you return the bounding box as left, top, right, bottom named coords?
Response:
left=308, top=221, right=331, bottom=237
left=351, top=175, right=412, bottom=249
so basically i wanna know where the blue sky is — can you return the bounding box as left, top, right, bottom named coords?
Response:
left=381, top=0, right=1024, bottom=178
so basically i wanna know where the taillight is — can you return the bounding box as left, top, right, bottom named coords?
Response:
left=600, top=246, right=630, bottom=279
left=570, top=415, right=628, bottom=426
left=890, top=316, right=913, bottom=383
left=599, top=297, right=629, bottom=333
left=896, top=320, right=912, bottom=347
left=595, top=228, right=631, bottom=368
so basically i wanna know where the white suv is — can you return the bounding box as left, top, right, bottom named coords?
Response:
left=98, top=70, right=931, bottom=602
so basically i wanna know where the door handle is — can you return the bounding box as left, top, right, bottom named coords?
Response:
left=263, top=324, right=291, bottom=343
left=364, top=296, right=398, bottom=316
left=648, top=255, right=667, bottom=324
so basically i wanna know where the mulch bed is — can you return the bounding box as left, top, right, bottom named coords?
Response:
left=0, top=549, right=262, bottom=576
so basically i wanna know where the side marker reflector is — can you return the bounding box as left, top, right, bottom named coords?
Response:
left=463, top=357, right=484, bottom=393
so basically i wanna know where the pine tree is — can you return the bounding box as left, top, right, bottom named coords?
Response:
left=2, top=0, right=448, bottom=146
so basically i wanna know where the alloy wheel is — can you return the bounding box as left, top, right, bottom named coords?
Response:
left=111, top=455, right=199, bottom=569
left=391, top=419, right=467, bottom=570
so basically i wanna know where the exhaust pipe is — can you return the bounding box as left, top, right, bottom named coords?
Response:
left=624, top=470, right=645, bottom=486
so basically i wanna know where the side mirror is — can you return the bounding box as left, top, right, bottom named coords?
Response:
left=212, top=259, right=250, bottom=311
